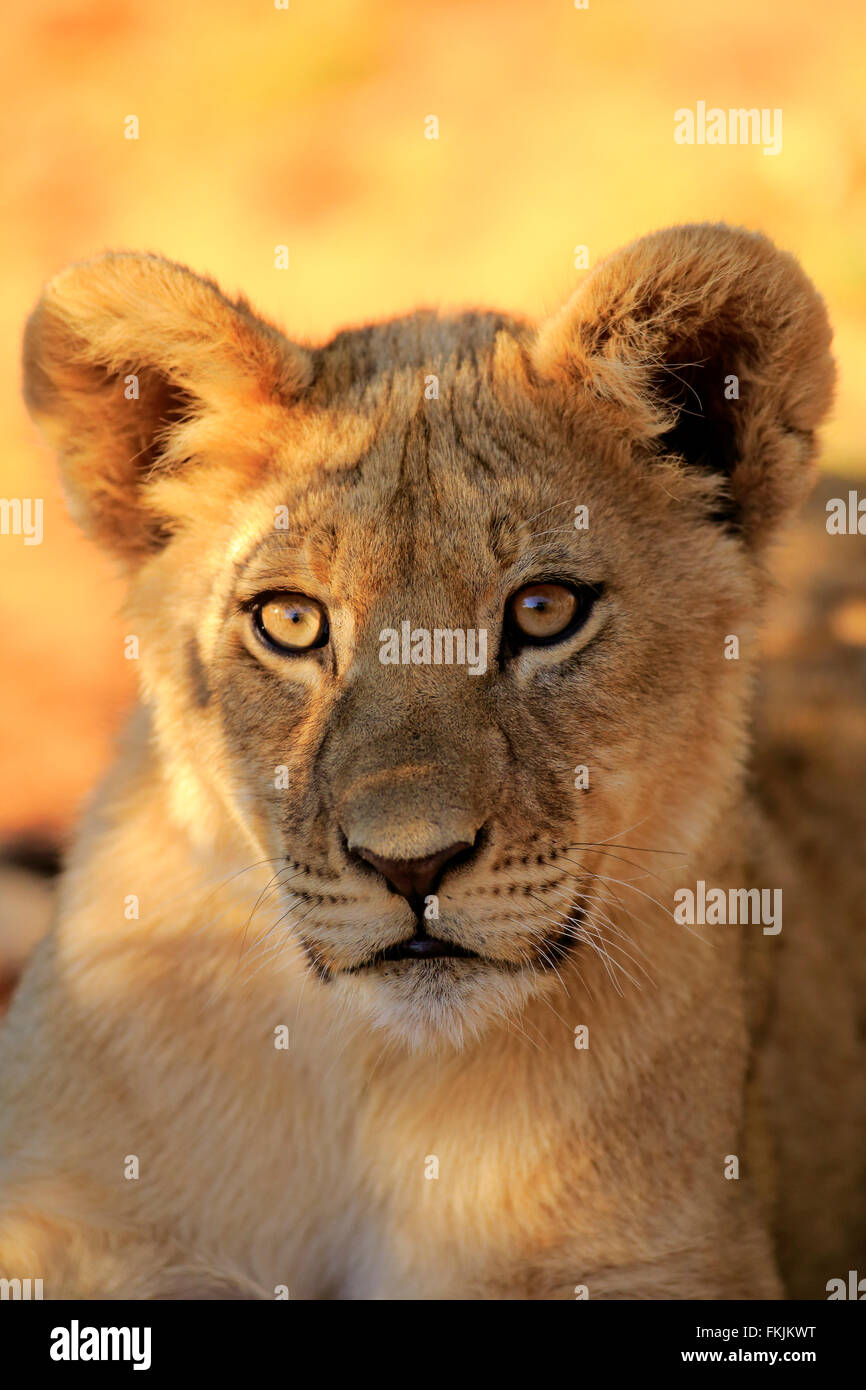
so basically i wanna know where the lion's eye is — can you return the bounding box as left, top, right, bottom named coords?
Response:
left=506, top=582, right=593, bottom=646
left=253, top=594, right=329, bottom=652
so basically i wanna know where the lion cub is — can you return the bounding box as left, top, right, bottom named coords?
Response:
left=1, top=224, right=863, bottom=1299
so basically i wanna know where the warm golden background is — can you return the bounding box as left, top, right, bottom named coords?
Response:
left=2, top=0, right=865, bottom=842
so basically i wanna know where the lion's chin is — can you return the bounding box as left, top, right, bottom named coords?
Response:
left=331, top=956, right=548, bottom=1054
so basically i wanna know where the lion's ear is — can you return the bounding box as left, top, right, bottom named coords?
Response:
left=22, top=253, right=312, bottom=563
left=532, top=223, right=835, bottom=543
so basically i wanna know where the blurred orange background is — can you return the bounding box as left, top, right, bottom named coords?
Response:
left=1, top=0, right=865, bottom=839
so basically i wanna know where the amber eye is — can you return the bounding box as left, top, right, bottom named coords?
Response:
left=253, top=593, right=329, bottom=652
left=506, top=582, right=593, bottom=647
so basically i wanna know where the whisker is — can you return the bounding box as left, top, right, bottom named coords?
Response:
left=540, top=882, right=655, bottom=975
left=524, top=526, right=580, bottom=540
left=565, top=841, right=687, bottom=857
left=518, top=496, right=588, bottom=529
left=564, top=844, right=670, bottom=889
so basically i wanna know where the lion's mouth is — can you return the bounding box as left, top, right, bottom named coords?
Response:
left=350, top=929, right=481, bottom=970
left=341, top=904, right=584, bottom=975
left=380, top=930, right=479, bottom=961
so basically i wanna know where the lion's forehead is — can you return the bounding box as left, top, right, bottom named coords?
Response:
left=234, top=446, right=600, bottom=629
left=197, top=340, right=628, bottom=636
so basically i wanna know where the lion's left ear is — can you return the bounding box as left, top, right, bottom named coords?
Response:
left=532, top=223, right=835, bottom=543
left=22, top=252, right=313, bottom=565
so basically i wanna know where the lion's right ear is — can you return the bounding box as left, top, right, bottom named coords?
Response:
left=532, top=224, right=835, bottom=546
left=22, top=253, right=313, bottom=563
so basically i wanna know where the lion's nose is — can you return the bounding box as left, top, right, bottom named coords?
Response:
left=353, top=841, right=474, bottom=903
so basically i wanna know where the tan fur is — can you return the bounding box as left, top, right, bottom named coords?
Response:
left=1, top=224, right=862, bottom=1299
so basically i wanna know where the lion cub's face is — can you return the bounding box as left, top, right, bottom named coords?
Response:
left=24, top=228, right=833, bottom=1048
left=173, top=358, right=753, bottom=1051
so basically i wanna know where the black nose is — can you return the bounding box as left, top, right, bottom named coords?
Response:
left=353, top=841, right=474, bottom=903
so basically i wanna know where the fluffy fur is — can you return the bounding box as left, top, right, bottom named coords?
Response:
left=0, top=224, right=862, bottom=1299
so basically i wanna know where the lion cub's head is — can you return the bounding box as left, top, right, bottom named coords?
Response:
left=23, top=225, right=833, bottom=1049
